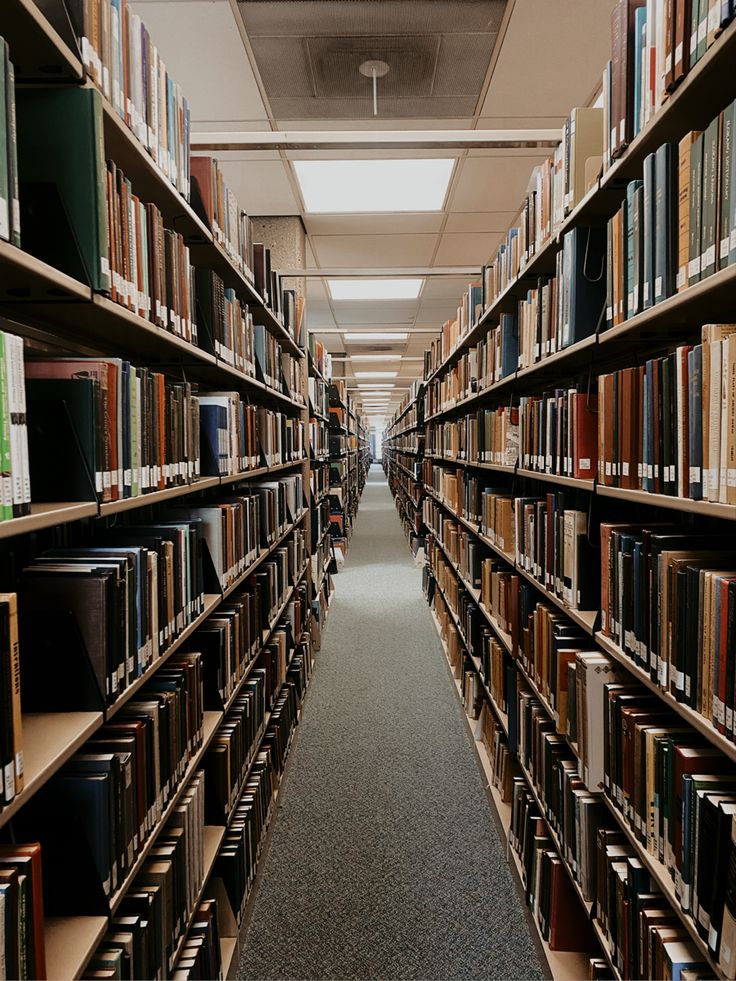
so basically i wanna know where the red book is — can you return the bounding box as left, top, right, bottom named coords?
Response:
left=572, top=391, right=598, bottom=479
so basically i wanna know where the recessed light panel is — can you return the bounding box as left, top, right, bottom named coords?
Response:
left=349, top=355, right=401, bottom=362
left=354, top=371, right=398, bottom=378
left=328, top=279, right=423, bottom=301
left=294, top=159, right=455, bottom=213
left=344, top=332, right=409, bottom=342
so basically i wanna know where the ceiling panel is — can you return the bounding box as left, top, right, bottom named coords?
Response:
left=129, top=0, right=269, bottom=123
left=443, top=211, right=516, bottom=233
left=215, top=160, right=300, bottom=215
left=480, top=0, right=614, bottom=118
left=312, top=233, right=438, bottom=267
left=434, top=231, right=502, bottom=265
left=331, top=301, right=420, bottom=325
left=450, top=156, right=543, bottom=213
left=420, top=276, right=472, bottom=299
left=304, top=213, right=445, bottom=236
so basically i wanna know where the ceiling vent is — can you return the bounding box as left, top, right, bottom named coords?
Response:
left=235, top=0, right=507, bottom=120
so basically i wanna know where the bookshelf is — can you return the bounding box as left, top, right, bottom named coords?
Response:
left=0, top=3, right=326, bottom=978
left=383, top=381, right=427, bottom=556
left=308, top=335, right=334, bottom=646
left=413, top=8, right=736, bottom=979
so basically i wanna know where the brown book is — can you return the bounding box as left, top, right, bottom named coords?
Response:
left=190, top=157, right=215, bottom=230
left=0, top=594, right=22, bottom=797
left=677, top=132, right=699, bottom=292
left=0, top=843, right=46, bottom=979
left=673, top=0, right=693, bottom=83
left=548, top=856, right=598, bottom=950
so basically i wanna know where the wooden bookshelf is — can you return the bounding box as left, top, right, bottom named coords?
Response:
left=3, top=0, right=84, bottom=81
left=0, top=711, right=104, bottom=831
left=429, top=608, right=596, bottom=981
left=45, top=915, right=109, bottom=981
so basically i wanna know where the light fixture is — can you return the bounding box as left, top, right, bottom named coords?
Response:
left=354, top=371, right=398, bottom=378
left=344, top=332, right=409, bottom=342
left=329, top=279, right=423, bottom=301
left=357, top=385, right=394, bottom=391
left=349, top=355, right=402, bottom=362
left=293, top=160, right=454, bottom=214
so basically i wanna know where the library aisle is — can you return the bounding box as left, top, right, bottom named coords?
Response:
left=238, top=465, right=544, bottom=981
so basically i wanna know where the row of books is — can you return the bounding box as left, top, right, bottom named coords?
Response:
left=307, top=336, right=331, bottom=383
left=105, top=157, right=196, bottom=340
left=518, top=390, right=598, bottom=481
left=0, top=841, right=44, bottom=979
left=425, top=407, right=519, bottom=468
left=170, top=898, right=222, bottom=980
left=17, top=651, right=204, bottom=902
left=601, top=522, right=736, bottom=726
left=0, top=40, right=19, bottom=247
left=197, top=268, right=301, bottom=392
left=429, top=509, right=736, bottom=977
left=424, top=230, right=605, bottom=410
left=603, top=0, right=735, bottom=169
left=67, top=0, right=191, bottom=200
left=13, top=87, right=300, bottom=348
left=308, top=375, right=329, bottom=421
left=215, top=675, right=304, bottom=925
left=598, top=325, right=736, bottom=502
left=423, top=471, right=515, bottom=559
left=200, top=397, right=303, bottom=478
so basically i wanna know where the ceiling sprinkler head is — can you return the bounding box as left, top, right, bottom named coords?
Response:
left=359, top=60, right=390, bottom=116
left=358, top=59, right=390, bottom=79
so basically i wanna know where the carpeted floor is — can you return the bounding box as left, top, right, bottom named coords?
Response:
left=237, top=465, right=547, bottom=981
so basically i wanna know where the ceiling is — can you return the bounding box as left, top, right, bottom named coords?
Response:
left=130, top=0, right=616, bottom=417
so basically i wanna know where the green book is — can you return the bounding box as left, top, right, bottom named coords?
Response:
left=720, top=101, right=734, bottom=270
left=15, top=86, right=110, bottom=292
left=0, top=333, right=13, bottom=522
left=688, top=133, right=704, bottom=286
left=701, top=115, right=720, bottom=280
left=6, top=55, right=19, bottom=248
left=0, top=42, right=9, bottom=243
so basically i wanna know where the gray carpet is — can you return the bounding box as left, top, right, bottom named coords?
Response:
left=237, top=466, right=547, bottom=981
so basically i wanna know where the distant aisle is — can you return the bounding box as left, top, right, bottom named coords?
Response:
left=238, top=464, right=545, bottom=981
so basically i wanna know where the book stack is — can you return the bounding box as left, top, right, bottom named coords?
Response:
left=191, top=157, right=254, bottom=281
left=171, top=898, right=222, bottom=980
left=17, top=651, right=204, bottom=900
left=509, top=777, right=599, bottom=952
left=602, top=0, right=735, bottom=170
left=518, top=389, right=598, bottom=481
left=204, top=674, right=267, bottom=821
left=0, top=842, right=45, bottom=980
left=67, top=1, right=191, bottom=199
left=19, top=529, right=206, bottom=706
left=27, top=359, right=200, bottom=501
left=514, top=494, right=597, bottom=613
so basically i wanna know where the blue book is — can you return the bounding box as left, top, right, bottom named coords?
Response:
left=654, top=144, right=678, bottom=303
left=633, top=6, right=646, bottom=138
left=500, top=313, right=518, bottom=379
left=642, top=152, right=656, bottom=309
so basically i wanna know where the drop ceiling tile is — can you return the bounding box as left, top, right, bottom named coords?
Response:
left=312, top=233, right=437, bottom=267
left=306, top=303, right=336, bottom=329
left=128, top=1, right=268, bottom=122
left=304, top=214, right=445, bottom=236
left=421, top=276, right=473, bottom=299
left=444, top=211, right=516, bottom=233
left=450, top=156, right=543, bottom=213
left=332, top=301, right=419, bottom=325
left=481, top=0, right=615, bottom=118
left=215, top=160, right=300, bottom=216
left=434, top=232, right=502, bottom=266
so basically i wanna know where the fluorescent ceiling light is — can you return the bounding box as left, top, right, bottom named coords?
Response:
left=329, top=279, right=422, bottom=301
left=293, top=159, right=455, bottom=213
left=354, top=371, right=397, bottom=378
left=349, top=354, right=401, bottom=362
left=344, top=332, right=408, bottom=342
